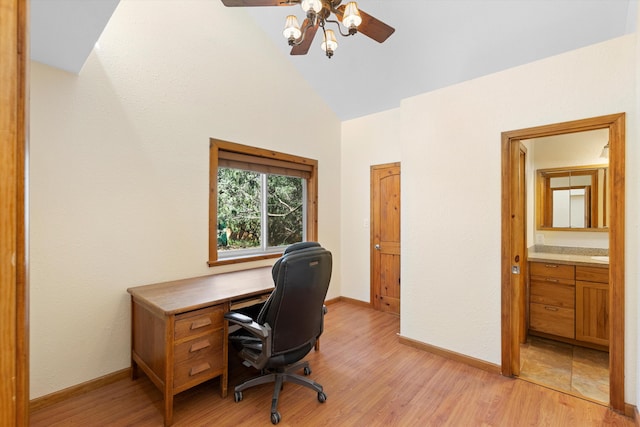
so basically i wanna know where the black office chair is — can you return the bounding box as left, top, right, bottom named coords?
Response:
left=225, top=242, right=332, bottom=425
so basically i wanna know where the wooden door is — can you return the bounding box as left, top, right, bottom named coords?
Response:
left=516, top=145, right=528, bottom=346
left=371, top=163, right=400, bottom=315
left=0, top=0, right=29, bottom=425
left=506, top=141, right=526, bottom=375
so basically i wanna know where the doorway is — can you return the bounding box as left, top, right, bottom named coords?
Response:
left=501, top=113, right=625, bottom=412
left=370, top=162, right=401, bottom=315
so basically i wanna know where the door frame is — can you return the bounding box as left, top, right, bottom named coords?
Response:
left=1, top=0, right=30, bottom=424
left=501, top=113, right=625, bottom=412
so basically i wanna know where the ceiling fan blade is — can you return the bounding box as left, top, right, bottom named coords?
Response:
left=290, top=20, right=319, bottom=55
left=336, top=5, right=395, bottom=43
left=221, top=0, right=297, bottom=6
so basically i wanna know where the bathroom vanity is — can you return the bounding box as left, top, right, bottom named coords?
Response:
left=527, top=252, right=609, bottom=350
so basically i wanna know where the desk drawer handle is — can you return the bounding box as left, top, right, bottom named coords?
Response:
left=544, top=306, right=559, bottom=312
left=189, top=339, right=211, bottom=353
left=545, top=278, right=559, bottom=283
left=190, top=362, right=211, bottom=376
left=190, top=318, right=212, bottom=330
left=544, top=264, right=559, bottom=268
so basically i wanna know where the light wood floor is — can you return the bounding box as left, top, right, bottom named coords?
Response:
left=30, top=301, right=634, bottom=426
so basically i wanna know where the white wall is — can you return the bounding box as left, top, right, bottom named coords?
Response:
left=342, top=34, right=638, bottom=403
left=29, top=0, right=342, bottom=399
left=340, top=108, right=401, bottom=301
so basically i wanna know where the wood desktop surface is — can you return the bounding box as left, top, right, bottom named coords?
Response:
left=127, top=266, right=274, bottom=316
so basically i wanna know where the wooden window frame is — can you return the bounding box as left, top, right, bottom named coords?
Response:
left=209, top=139, right=318, bottom=267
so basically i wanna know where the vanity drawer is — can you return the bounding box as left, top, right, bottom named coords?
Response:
left=175, top=306, right=224, bottom=341
left=530, top=262, right=575, bottom=280
left=530, top=281, right=575, bottom=308
left=576, top=265, right=609, bottom=283
left=530, top=303, right=575, bottom=339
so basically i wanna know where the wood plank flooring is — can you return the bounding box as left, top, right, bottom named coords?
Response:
left=30, top=301, right=634, bottom=426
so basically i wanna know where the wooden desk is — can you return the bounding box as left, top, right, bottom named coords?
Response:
left=127, top=267, right=274, bottom=427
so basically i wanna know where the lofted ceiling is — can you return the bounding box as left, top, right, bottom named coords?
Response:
left=30, top=0, right=637, bottom=120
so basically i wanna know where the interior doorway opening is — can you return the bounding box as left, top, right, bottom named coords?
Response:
left=500, top=113, right=625, bottom=412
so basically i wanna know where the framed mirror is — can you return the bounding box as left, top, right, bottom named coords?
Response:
left=536, top=164, right=608, bottom=230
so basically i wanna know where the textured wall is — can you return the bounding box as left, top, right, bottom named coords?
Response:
left=342, top=34, right=637, bottom=402
left=29, top=0, right=342, bottom=399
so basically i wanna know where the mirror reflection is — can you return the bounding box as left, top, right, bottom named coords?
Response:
left=530, top=128, right=609, bottom=231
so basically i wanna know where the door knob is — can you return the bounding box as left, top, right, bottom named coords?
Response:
left=375, top=244, right=380, bottom=250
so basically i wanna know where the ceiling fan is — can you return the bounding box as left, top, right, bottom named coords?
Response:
left=220, top=0, right=395, bottom=58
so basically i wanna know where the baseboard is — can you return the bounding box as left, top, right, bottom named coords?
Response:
left=30, top=368, right=131, bottom=412
left=398, top=335, right=501, bottom=375
left=326, top=296, right=371, bottom=308
left=628, top=403, right=639, bottom=423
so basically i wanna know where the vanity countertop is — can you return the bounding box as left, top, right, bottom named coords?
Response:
left=527, top=251, right=609, bottom=267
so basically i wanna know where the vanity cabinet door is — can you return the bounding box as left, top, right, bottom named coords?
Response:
left=575, top=265, right=609, bottom=347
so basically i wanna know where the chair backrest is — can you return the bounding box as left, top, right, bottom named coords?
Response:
left=258, top=243, right=332, bottom=355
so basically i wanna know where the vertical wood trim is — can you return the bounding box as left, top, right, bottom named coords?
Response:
left=16, top=0, right=29, bottom=422
left=501, top=113, right=626, bottom=412
left=0, top=0, right=29, bottom=425
left=608, top=113, right=625, bottom=410
left=209, top=140, right=220, bottom=263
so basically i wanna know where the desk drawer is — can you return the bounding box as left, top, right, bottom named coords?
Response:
left=173, top=351, right=224, bottom=390
left=530, top=303, right=574, bottom=339
left=174, top=330, right=223, bottom=363
left=175, top=306, right=224, bottom=341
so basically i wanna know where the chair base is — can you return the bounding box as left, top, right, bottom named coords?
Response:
left=233, top=360, right=326, bottom=425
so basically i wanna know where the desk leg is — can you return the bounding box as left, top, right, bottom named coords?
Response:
left=164, top=389, right=173, bottom=427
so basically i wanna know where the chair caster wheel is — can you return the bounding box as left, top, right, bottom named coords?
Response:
left=304, top=366, right=312, bottom=375
left=318, top=391, right=327, bottom=403
left=234, top=391, right=243, bottom=402
left=271, top=411, right=281, bottom=424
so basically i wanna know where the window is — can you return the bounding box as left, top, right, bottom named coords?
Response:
left=209, top=139, right=318, bottom=266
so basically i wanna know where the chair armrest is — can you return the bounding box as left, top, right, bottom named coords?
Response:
left=225, top=312, right=253, bottom=324
left=225, top=311, right=270, bottom=338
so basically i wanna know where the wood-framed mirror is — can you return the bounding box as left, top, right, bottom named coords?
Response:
left=536, top=164, right=609, bottom=230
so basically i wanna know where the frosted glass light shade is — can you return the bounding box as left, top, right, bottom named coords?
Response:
left=283, top=15, right=302, bottom=39
left=301, top=0, right=322, bottom=13
left=321, top=29, right=338, bottom=52
left=343, top=2, right=362, bottom=28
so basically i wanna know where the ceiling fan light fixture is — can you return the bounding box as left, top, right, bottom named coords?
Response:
left=301, top=0, right=322, bottom=13
left=321, top=29, right=338, bottom=58
left=283, top=15, right=302, bottom=41
left=343, top=1, right=362, bottom=32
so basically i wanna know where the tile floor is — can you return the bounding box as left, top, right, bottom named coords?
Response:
left=519, top=336, right=609, bottom=403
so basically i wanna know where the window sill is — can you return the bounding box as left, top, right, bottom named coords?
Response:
left=208, top=252, right=281, bottom=267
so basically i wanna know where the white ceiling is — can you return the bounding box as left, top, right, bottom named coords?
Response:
left=30, top=0, right=637, bottom=120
